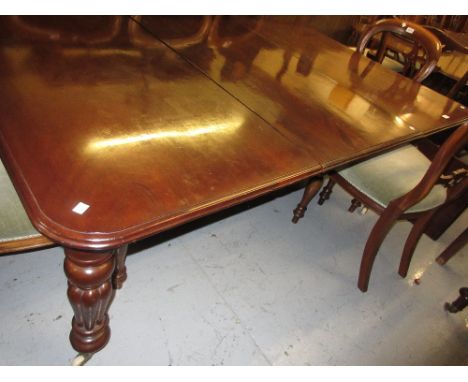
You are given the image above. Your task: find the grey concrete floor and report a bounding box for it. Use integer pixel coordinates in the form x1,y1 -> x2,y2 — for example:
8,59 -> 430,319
0,182 -> 467,365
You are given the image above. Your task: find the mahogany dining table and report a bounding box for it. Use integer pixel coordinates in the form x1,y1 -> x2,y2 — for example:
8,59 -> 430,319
0,16 -> 467,360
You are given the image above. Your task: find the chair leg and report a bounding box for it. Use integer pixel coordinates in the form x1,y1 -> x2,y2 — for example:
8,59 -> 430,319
292,176 -> 323,223
348,198 -> 362,213
317,178 -> 336,205
447,72 -> 468,99
436,228 -> 468,265
444,287 -> 468,313
398,210 -> 437,278
358,208 -> 401,292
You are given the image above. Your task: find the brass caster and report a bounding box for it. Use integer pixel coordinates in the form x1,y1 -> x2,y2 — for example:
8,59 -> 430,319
360,206 -> 368,215
71,352 -> 93,366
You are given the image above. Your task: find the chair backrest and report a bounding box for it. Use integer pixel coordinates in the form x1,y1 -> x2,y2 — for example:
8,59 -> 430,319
357,18 -> 442,82
392,123 -> 468,213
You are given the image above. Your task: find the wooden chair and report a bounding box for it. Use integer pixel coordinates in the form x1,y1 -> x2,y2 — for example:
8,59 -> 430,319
0,159 -> 53,255
437,225 -> 467,314
444,287 -> 468,313
435,152 -> 467,266
356,18 -> 442,82
294,123 -> 468,292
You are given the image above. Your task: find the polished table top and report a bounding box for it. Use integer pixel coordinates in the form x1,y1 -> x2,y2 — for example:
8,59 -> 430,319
1,16 -> 467,251
138,17 -> 467,162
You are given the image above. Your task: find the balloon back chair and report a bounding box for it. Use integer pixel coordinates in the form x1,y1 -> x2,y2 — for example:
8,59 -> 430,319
356,18 -> 442,82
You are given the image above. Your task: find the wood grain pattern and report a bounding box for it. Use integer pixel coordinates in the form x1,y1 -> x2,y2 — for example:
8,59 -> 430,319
0,16 -> 320,250
1,16 -> 467,251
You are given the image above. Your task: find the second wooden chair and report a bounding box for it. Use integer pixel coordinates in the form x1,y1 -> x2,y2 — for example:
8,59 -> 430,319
294,123 -> 467,292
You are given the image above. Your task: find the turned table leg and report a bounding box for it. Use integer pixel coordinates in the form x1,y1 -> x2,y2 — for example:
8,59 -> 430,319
113,244 -> 128,290
64,247 -> 116,354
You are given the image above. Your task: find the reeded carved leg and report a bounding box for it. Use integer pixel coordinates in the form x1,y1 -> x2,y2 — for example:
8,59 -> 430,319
358,207 -> 400,292
436,228 -> 468,265
348,198 -> 362,213
318,177 -> 336,205
398,210 -> 437,278
113,244 -> 128,289
292,176 -> 324,223
64,248 -> 115,354
444,288 -> 468,313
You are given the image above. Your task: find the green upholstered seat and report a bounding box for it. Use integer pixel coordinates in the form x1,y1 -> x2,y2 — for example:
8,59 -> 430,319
379,56 -> 405,73
0,159 -> 42,243
338,145 -> 447,214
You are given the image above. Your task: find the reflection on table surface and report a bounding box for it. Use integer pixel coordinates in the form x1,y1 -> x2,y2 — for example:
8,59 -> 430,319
0,16 -> 322,246
137,16 -> 467,166
0,16 -> 467,248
